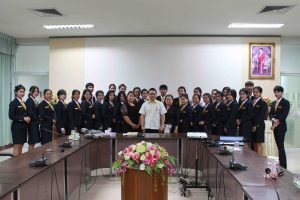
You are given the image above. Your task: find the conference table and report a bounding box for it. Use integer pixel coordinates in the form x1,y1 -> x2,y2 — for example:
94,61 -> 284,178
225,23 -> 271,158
0,133 -> 299,200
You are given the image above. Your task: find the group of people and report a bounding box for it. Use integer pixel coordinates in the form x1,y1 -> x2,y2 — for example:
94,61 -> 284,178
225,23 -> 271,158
9,81 -> 290,168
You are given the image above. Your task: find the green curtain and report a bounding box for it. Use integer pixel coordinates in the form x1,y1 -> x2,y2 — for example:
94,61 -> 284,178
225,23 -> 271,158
0,32 -> 17,146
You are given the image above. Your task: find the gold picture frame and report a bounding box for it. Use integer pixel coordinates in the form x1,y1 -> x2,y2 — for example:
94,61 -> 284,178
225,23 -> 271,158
249,43 -> 275,80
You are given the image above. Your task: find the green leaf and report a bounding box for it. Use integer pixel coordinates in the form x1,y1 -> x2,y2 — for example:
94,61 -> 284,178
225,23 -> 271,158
112,160 -> 121,169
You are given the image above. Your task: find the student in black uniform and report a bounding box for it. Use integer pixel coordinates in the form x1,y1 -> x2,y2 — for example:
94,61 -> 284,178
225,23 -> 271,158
114,91 -> 127,133
211,89 -> 218,105
222,87 -> 230,103
269,86 -> 290,169
174,86 -> 186,109
190,94 -> 203,132
121,91 -> 141,132
118,84 -> 127,93
103,90 -> 116,131
178,94 -> 192,133
224,89 -> 238,136
156,84 -> 168,105
252,86 -> 268,155
245,81 -> 255,101
164,95 -> 180,133
201,93 -> 215,138
212,90 -> 226,137
94,90 -> 104,130
237,88 -> 254,147
85,82 -> 96,104
55,89 -> 68,136
67,89 -> 82,133
133,87 -> 142,103
137,88 -> 148,109
81,89 -> 95,130
39,89 -> 55,145
26,86 -> 40,151
9,85 -> 30,156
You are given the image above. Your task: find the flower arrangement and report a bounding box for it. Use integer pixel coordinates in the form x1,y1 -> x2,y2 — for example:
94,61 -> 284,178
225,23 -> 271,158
113,141 -> 176,176
262,96 -> 272,106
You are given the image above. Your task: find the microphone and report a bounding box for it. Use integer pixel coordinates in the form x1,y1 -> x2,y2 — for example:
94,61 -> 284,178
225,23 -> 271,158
29,148 -> 67,167
228,151 -> 247,170
219,145 -> 232,155
265,168 -> 280,200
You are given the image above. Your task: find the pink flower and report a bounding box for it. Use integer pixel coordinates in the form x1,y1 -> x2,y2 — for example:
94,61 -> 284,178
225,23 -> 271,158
155,151 -> 161,159
132,152 -> 140,163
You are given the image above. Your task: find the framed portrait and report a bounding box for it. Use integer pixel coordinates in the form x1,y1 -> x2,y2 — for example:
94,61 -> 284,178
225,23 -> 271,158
249,43 -> 275,79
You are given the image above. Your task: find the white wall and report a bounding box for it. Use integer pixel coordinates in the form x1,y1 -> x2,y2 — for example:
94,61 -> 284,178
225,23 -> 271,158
50,37 -> 281,99
281,37 -> 300,74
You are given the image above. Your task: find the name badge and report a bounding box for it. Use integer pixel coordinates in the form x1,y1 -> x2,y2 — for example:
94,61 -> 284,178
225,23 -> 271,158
183,111 -> 187,114
89,106 -> 93,108
227,108 -> 231,111
18,106 -> 23,108
217,109 -> 220,111
205,110 -> 209,113
45,106 -> 49,108
278,106 -> 282,109
242,107 -> 246,110
75,107 -> 79,110
255,105 -> 260,108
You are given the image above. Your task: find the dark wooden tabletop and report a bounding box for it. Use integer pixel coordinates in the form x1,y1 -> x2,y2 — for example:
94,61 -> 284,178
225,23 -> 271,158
0,136 -> 93,185
0,183 -> 17,198
243,185 -> 300,200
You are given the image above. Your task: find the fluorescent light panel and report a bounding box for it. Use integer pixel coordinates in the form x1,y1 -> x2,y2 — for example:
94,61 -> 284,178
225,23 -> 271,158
43,24 -> 95,30
228,23 -> 284,28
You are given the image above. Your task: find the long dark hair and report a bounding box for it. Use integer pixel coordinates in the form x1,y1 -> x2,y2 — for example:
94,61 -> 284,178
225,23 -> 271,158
81,89 -> 92,101
28,86 -> 39,97
116,91 -> 126,104
104,90 -> 115,103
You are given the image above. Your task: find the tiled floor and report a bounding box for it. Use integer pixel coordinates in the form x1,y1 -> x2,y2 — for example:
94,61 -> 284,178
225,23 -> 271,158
1,145 -> 300,200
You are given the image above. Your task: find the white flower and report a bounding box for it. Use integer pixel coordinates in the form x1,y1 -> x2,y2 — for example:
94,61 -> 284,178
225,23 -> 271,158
124,155 -> 130,160
158,164 -> 164,168
118,151 -> 123,156
140,164 -> 145,171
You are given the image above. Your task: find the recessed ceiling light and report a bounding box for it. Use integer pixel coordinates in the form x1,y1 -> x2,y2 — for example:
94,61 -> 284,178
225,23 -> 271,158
228,23 -> 284,28
43,24 -> 95,30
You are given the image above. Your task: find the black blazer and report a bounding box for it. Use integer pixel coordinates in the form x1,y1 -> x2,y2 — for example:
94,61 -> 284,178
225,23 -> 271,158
55,101 -> 68,129
103,101 -> 115,128
67,100 -> 82,131
213,101 -> 227,126
224,100 -> 238,129
202,103 -> 215,132
173,97 -> 180,109
81,100 -> 94,119
179,104 -> 192,132
237,100 -> 254,125
269,98 -> 290,132
9,98 -> 28,128
38,100 -> 54,125
191,104 -> 203,131
156,96 -> 166,105
94,100 -> 104,130
252,98 -> 268,128
26,97 -> 39,122
165,105 -> 180,129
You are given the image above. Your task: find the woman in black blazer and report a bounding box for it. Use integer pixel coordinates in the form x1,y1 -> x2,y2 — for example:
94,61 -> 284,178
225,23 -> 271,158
9,85 -> 30,156
55,89 -> 68,136
178,94 -> 192,133
212,90 -> 226,137
237,88 -> 254,147
164,95 -> 180,133
224,89 -> 238,136
200,93 -> 215,138
252,86 -> 268,155
114,91 -> 126,133
39,89 -> 55,145
190,94 -> 203,132
94,90 -> 104,130
81,89 -> 95,130
26,86 -> 41,151
67,89 -> 82,133
103,90 -> 116,131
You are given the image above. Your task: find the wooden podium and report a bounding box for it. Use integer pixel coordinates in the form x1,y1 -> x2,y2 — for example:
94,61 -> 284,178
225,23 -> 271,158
121,168 -> 168,200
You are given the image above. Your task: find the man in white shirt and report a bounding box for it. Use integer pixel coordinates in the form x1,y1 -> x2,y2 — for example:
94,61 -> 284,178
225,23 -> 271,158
139,88 -> 167,133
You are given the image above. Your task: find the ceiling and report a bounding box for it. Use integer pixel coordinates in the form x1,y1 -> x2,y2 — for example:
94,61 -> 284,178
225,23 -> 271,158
0,0 -> 299,39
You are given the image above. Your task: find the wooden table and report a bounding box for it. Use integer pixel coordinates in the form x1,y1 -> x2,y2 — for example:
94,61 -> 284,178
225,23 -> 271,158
0,184 -> 18,200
